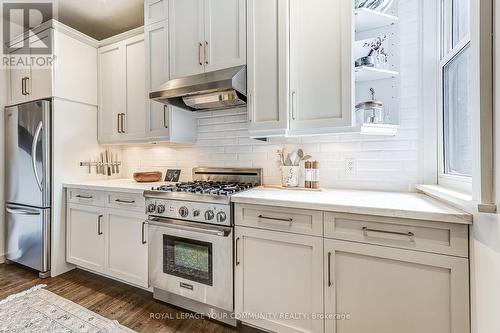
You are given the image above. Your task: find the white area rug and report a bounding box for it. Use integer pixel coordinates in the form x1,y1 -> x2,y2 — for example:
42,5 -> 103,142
0,285 -> 135,333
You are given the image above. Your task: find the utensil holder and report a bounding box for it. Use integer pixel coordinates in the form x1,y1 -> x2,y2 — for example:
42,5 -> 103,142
281,166 -> 300,187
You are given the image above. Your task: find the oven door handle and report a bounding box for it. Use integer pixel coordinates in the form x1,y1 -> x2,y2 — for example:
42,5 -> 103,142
145,218 -> 232,237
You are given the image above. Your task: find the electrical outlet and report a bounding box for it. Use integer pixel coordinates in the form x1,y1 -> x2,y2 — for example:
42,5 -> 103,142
345,158 -> 356,175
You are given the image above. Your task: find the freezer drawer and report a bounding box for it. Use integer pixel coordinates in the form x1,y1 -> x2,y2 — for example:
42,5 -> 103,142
5,100 -> 51,208
6,204 -> 50,273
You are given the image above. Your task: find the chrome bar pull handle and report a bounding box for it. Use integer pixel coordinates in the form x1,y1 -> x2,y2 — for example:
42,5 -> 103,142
328,252 -> 332,287
205,40 -> 209,64
98,215 -> 103,235
362,226 -> 415,241
141,221 -> 147,244
198,42 -> 203,66
120,113 -> 126,133
25,77 -> 30,95
117,114 -> 121,133
258,215 -> 293,224
76,194 -> 93,199
235,237 -> 240,266
291,91 -> 297,120
115,199 -> 135,204
21,77 -> 26,95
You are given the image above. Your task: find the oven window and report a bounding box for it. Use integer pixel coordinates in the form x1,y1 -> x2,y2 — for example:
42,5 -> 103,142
163,235 -> 213,286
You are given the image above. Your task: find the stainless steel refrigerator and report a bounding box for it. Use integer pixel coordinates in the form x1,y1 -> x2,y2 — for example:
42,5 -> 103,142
5,100 -> 51,278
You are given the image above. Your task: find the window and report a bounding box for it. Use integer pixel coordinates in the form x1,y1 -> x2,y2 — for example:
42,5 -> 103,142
439,0 -> 471,190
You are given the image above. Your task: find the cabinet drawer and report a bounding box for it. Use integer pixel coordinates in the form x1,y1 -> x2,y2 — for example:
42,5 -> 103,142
234,204 -> 323,237
67,189 -> 105,206
105,192 -> 145,212
324,212 -> 469,258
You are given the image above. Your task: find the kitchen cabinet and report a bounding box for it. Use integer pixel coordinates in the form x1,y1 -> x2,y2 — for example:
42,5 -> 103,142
144,0 -> 168,25
247,0 -> 289,137
8,30 -> 53,105
234,226 -> 324,333
247,0 -> 354,137
169,0 -> 246,79
7,23 -> 98,107
289,0 -> 353,135
324,239 -> 469,333
66,204 -> 105,273
107,210 -> 148,288
98,34 -> 146,143
66,189 -> 148,288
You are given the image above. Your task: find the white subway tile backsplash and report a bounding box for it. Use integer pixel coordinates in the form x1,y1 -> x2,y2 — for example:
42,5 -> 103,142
119,1 -> 420,192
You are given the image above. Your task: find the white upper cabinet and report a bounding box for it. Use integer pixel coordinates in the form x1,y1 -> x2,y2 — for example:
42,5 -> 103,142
145,21 -> 170,139
248,0 -> 353,138
289,0 -> 353,135
144,0 -> 168,25
98,42 -> 126,143
204,0 -> 246,72
169,0 -> 205,78
169,0 -> 246,79
247,0 -> 289,137
123,35 -> 147,141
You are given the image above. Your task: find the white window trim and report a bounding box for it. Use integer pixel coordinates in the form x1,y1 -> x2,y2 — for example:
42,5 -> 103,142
419,0 -> 495,213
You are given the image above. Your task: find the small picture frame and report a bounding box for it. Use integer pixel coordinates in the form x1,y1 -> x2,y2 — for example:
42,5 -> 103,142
165,169 -> 181,182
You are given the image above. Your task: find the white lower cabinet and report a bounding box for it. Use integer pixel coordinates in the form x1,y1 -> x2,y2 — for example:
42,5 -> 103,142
66,204 -> 105,273
107,210 -> 148,288
324,239 -> 470,333
234,226 -> 324,333
66,191 -> 148,288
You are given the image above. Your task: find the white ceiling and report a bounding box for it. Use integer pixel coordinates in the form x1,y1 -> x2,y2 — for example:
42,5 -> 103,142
56,0 -> 144,40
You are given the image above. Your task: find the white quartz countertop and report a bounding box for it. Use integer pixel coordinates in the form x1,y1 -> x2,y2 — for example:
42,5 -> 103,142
63,179 -> 170,194
231,187 -> 472,224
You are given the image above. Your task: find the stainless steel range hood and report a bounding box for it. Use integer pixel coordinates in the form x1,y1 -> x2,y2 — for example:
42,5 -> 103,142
150,65 -> 247,111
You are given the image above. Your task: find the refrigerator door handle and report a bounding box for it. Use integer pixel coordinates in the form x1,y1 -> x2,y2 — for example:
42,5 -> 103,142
31,121 -> 44,192
6,207 -> 42,216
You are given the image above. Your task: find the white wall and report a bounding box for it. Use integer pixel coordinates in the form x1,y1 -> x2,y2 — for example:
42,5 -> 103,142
121,0 -> 420,192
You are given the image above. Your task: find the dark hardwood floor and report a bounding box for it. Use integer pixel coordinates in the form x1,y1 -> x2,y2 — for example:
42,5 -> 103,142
0,263 -> 262,333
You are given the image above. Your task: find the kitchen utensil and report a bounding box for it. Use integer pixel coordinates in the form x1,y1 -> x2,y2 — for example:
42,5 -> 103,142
115,153 -> 120,174
290,151 -> 299,166
133,171 -> 163,183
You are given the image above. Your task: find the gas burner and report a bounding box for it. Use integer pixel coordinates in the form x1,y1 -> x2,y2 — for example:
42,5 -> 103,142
153,181 -> 256,196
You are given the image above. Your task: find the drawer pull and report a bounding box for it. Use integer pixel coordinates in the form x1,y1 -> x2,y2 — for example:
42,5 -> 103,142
362,226 -> 415,241
115,199 -> 136,204
235,237 -> 240,266
76,194 -> 93,199
97,215 -> 103,235
258,215 -> 293,224
141,221 -> 147,244
327,252 -> 332,287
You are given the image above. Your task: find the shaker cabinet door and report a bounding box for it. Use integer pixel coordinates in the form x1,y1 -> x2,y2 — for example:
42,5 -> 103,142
247,0 -> 289,137
204,0 -> 246,72
235,226 -> 324,333
107,210 -> 148,288
169,0 -> 205,79
145,21 -> 171,139
66,204 -> 106,273
289,0 -> 353,135
324,239 -> 469,333
98,42 -> 126,143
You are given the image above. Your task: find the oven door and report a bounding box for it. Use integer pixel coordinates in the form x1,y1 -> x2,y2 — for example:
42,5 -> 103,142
148,218 -> 233,311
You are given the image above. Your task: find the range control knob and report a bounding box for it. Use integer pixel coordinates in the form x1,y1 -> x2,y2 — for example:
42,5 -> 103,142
179,206 -> 189,218
193,209 -> 201,217
156,204 -> 165,214
147,203 -> 156,213
204,210 -> 215,221
216,211 -> 227,223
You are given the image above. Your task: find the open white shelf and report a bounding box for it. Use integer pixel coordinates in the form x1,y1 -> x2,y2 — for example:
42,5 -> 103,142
358,123 -> 400,136
355,8 -> 399,33
355,66 -> 399,82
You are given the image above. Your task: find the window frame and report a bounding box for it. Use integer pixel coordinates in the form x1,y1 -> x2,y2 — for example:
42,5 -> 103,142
437,0 -> 472,194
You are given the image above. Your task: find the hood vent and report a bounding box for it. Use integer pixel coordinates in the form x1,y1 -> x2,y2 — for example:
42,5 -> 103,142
149,65 -> 247,111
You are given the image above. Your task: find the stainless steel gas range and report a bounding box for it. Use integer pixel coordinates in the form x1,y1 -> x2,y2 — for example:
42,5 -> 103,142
144,168 -> 262,326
